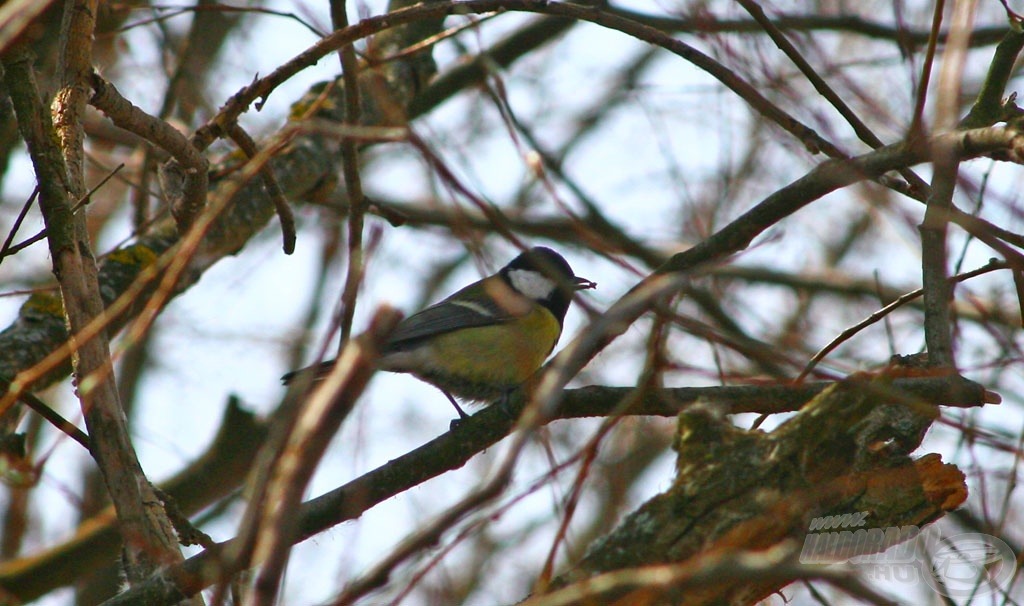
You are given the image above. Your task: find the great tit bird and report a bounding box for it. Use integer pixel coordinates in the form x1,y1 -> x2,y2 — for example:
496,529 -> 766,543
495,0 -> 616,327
282,246 -> 595,418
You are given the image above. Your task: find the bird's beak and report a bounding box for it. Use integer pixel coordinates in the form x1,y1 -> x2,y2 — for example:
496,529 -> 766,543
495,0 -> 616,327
573,276 -> 597,291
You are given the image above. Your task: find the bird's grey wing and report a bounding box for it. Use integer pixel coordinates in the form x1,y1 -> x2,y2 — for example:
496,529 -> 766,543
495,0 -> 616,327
282,297 -> 509,383
384,296 -> 512,350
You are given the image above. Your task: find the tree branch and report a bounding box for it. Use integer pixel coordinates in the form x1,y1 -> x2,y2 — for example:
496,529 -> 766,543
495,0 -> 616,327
5,8 -> 189,585
545,375 -> 970,605
0,399 -> 267,602
95,374 -> 991,606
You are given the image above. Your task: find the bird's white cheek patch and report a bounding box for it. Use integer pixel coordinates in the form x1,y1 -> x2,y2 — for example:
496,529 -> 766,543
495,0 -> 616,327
508,269 -> 556,300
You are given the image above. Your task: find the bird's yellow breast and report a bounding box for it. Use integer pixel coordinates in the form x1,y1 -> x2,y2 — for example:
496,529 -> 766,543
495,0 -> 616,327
417,304 -> 561,390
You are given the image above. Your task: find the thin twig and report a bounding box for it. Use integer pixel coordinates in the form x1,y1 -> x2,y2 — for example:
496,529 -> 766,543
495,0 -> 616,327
244,307 -> 398,606
520,547 -> 898,606
736,0 -> 932,197
0,164 -> 124,261
331,0 -> 368,344
9,387 -> 91,452
88,71 -> 210,232
908,0 -> 946,140
0,187 -> 38,262
920,0 -> 979,368
797,260 -> 1009,382
226,123 -> 296,254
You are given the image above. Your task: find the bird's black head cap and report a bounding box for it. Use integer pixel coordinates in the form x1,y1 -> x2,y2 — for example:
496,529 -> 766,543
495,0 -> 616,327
500,247 -> 593,324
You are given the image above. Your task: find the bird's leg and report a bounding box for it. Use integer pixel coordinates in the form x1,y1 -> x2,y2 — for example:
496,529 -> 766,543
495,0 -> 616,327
495,388 -> 519,420
441,389 -> 470,421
